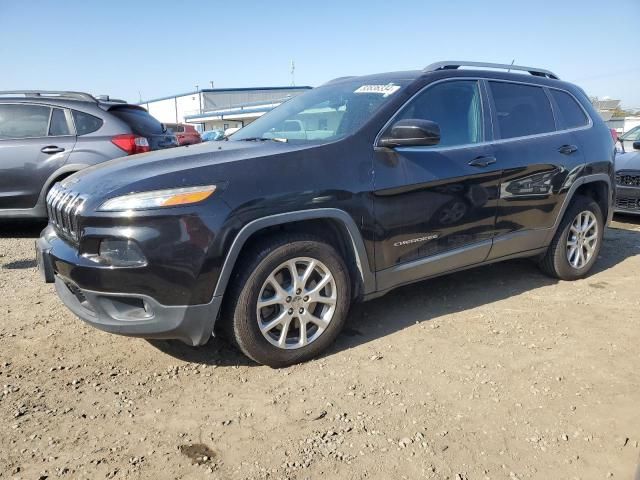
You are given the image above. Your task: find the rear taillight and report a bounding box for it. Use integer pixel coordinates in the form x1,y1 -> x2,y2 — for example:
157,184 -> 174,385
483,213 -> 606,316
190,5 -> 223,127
111,134 -> 151,154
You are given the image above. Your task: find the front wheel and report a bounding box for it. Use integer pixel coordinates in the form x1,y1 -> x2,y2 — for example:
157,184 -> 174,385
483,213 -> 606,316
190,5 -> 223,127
222,234 -> 351,367
539,195 -> 604,280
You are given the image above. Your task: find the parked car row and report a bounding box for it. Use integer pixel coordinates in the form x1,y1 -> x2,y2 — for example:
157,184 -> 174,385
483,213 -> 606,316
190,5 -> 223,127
201,129 -> 225,142
0,91 -> 179,218
164,122 -> 201,146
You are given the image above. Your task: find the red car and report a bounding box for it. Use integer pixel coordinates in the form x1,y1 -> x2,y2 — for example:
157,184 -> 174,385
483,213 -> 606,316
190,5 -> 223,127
165,123 -> 201,145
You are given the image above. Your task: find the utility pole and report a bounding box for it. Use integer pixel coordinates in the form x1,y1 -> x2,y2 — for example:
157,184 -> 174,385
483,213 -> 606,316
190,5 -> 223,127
195,84 -> 202,114
290,60 -> 295,87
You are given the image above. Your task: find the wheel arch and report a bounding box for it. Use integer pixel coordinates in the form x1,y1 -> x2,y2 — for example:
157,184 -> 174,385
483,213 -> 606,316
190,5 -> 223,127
546,173 -> 612,244
573,179 -> 610,222
37,163 -> 90,206
212,209 -> 376,300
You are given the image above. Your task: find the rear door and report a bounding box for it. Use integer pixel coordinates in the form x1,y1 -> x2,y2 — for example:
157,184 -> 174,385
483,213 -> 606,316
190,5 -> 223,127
109,106 -> 177,150
486,80 -> 586,259
0,104 -> 76,209
373,79 -> 502,290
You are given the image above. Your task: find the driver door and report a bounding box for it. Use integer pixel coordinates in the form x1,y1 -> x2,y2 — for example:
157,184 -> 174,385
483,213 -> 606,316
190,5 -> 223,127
373,79 -> 502,291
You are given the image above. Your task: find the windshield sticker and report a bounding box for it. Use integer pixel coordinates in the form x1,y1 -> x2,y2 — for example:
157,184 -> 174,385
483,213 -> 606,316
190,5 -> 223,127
354,83 -> 401,97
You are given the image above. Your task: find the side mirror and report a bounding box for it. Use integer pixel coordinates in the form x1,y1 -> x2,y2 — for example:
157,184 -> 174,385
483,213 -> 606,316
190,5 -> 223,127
634,141 -> 640,151
378,119 -> 440,148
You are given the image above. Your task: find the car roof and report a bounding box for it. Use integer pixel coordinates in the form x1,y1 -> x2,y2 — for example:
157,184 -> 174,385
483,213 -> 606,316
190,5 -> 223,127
322,70 -> 422,86
0,92 -> 144,114
324,65 -> 578,94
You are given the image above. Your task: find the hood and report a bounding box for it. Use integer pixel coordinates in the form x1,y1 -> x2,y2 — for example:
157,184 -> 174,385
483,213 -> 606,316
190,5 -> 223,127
63,140 -> 310,200
615,151 -> 640,172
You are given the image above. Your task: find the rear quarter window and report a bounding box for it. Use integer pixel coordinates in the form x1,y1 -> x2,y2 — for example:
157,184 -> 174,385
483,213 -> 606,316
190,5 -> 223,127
550,90 -> 589,129
72,110 -> 103,135
489,82 -> 555,139
110,107 -> 164,135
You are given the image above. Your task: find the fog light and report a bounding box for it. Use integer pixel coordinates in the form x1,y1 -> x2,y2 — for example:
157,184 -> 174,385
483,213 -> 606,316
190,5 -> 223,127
93,239 -> 147,267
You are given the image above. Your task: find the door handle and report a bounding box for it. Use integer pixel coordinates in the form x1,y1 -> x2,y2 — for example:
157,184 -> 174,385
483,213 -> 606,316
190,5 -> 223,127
558,144 -> 578,155
468,155 -> 497,168
41,146 -> 65,154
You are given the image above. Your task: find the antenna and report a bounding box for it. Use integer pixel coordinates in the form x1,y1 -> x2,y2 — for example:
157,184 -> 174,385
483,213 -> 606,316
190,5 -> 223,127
290,60 -> 295,86
507,59 -> 515,73
209,81 -> 215,89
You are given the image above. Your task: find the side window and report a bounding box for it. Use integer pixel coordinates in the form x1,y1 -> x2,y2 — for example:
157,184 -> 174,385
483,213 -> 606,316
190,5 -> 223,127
0,104 -> 51,139
166,123 -> 184,133
72,110 -> 103,135
550,90 -> 588,129
393,80 -> 483,147
49,108 -> 71,136
489,82 -> 555,139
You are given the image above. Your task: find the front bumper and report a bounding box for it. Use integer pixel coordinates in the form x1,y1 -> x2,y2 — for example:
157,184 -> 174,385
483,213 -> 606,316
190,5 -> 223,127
37,226 -> 222,346
614,185 -> 640,215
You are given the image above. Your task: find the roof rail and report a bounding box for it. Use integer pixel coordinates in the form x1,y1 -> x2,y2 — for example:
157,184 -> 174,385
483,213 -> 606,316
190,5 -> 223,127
424,61 -> 559,80
0,90 -> 98,102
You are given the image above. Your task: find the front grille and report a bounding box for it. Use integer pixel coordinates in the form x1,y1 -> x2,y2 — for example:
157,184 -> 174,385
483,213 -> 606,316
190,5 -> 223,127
616,171 -> 640,187
46,183 -> 86,243
616,197 -> 640,211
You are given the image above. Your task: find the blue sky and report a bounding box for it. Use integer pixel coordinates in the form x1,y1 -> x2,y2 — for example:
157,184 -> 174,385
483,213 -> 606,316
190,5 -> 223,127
1,0 -> 638,108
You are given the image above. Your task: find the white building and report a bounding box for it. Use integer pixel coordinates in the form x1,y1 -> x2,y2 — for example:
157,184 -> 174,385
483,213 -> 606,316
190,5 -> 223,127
139,86 -> 311,132
591,98 -> 640,134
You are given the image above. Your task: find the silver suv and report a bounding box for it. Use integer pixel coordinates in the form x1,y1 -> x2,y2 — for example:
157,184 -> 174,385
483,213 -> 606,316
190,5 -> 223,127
0,91 -> 178,219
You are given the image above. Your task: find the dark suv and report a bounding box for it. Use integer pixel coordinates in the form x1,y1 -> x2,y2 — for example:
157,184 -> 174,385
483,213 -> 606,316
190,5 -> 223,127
36,62 -> 615,367
0,91 -> 177,219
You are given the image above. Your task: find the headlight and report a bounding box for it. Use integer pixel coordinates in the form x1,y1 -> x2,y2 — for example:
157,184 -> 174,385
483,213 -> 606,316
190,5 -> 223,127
98,185 -> 216,212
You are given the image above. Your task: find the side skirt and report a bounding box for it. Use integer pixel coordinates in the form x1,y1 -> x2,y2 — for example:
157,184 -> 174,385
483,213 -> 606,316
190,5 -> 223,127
366,243 -> 547,302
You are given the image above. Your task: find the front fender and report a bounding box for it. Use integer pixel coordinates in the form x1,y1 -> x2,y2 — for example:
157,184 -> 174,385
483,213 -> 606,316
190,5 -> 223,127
212,208 -> 376,298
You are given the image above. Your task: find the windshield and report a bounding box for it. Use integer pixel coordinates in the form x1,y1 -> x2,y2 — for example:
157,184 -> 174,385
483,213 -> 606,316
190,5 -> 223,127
110,106 -> 165,135
231,79 -> 410,143
622,125 -> 640,141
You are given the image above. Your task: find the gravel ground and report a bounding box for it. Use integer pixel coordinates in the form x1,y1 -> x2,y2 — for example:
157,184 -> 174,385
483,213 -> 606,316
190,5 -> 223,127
1,216 -> 639,480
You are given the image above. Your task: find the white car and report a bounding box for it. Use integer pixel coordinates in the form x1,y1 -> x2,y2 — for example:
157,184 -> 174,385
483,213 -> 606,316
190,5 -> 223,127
618,125 -> 640,154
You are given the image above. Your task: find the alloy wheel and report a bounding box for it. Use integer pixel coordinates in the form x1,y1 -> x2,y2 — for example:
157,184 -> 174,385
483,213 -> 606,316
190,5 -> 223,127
566,210 -> 598,269
256,257 -> 337,349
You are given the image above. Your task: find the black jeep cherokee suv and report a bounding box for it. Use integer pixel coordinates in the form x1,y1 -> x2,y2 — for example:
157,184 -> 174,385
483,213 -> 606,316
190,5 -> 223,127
37,61 -> 615,367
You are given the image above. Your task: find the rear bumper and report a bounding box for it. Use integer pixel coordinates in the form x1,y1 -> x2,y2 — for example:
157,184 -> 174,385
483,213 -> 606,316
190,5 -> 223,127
37,225 -> 223,346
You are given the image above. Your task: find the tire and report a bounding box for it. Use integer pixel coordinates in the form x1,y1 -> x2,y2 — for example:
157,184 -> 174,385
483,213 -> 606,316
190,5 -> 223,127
539,195 -> 604,280
221,234 -> 351,367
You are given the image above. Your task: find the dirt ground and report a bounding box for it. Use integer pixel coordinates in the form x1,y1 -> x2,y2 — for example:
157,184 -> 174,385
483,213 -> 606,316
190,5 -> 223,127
1,216 -> 639,480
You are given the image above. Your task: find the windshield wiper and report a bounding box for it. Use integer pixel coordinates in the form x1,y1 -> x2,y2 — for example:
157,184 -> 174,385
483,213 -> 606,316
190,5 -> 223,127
240,137 -> 288,143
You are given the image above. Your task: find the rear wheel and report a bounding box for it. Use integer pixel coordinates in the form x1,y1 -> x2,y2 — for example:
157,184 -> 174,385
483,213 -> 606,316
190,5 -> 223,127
222,234 -> 351,367
539,195 -> 604,280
